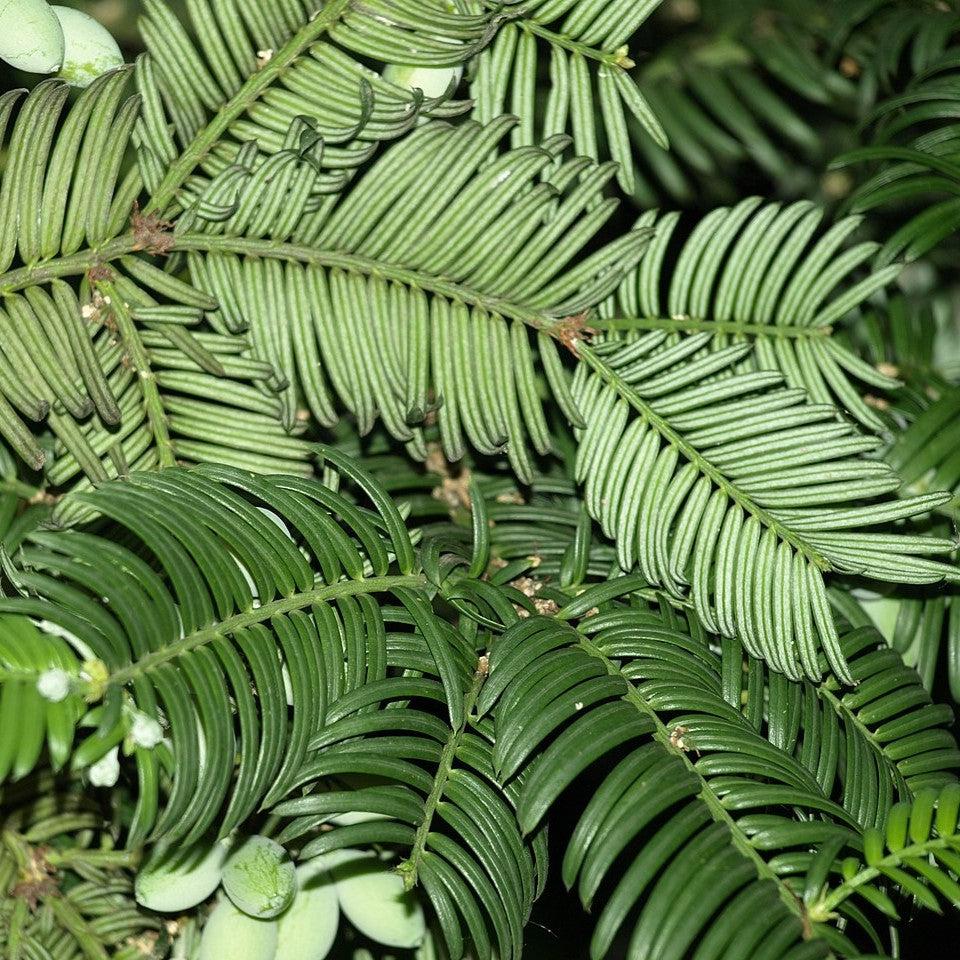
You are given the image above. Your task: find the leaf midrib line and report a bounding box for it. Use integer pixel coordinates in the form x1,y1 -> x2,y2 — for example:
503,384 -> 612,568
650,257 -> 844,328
577,341 -> 831,570
0,233 -> 572,335
577,635 -> 813,928
594,316 -> 834,338
104,573 -> 426,688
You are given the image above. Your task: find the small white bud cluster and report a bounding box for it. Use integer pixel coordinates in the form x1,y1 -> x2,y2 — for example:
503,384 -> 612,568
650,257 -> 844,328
37,668 -> 71,703
88,747 -> 120,787
131,713 -> 164,749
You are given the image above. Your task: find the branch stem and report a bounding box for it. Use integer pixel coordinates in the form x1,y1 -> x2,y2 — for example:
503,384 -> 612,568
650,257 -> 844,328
106,575 -> 426,687
144,0 -> 352,215
98,281 -> 175,469
169,234 -> 564,332
0,232 -> 568,335
521,21 -> 629,66
0,237 -> 138,295
399,657 -> 489,890
594,316 -> 834,338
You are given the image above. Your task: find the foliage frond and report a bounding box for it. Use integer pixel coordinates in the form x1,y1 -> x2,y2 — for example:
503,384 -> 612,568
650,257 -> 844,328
629,46 -> 824,205
175,120 -> 650,482
730,622 -> 960,816
0,453 -> 551,960
275,682 -> 546,960
832,8 -> 960,264
0,774 -> 156,959
570,323 -> 958,682
0,78 -> 310,492
433,468 -> 960,802
597,198 -> 903,432
0,454 -> 439,845
807,783 -> 960,936
476,583 -> 959,958
466,0 -> 668,193
837,580 -> 960,711
0,2 -> 959,955
135,0 -> 489,214
886,385 -> 960,510
0,616 -> 83,783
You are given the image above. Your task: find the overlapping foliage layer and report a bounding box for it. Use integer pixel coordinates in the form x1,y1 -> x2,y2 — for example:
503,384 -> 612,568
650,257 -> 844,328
0,1 -> 959,958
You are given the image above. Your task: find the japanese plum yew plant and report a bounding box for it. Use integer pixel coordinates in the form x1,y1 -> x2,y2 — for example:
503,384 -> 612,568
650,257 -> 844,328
0,1 -> 959,958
